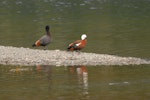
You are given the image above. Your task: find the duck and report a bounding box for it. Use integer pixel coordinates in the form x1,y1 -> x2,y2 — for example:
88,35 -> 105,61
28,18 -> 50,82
67,34 -> 87,51
32,25 -> 51,48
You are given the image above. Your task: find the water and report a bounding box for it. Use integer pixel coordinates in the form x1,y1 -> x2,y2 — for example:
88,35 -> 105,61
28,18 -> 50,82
0,0 -> 150,58
0,65 -> 150,100
0,0 -> 150,99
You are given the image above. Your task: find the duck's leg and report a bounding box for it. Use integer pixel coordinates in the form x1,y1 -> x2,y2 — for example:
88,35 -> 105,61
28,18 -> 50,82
76,50 -> 82,54
43,46 -> 47,50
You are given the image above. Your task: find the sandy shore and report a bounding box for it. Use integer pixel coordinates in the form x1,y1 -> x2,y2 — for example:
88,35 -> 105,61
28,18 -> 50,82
0,45 -> 150,66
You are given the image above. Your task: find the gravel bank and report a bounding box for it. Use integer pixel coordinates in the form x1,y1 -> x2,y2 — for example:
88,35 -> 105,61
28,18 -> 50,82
0,45 -> 150,66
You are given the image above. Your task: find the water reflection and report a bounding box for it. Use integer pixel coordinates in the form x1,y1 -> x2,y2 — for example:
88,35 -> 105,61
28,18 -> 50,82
8,65 -> 53,89
1,65 -> 150,100
36,65 -> 52,75
36,65 -> 53,89
9,66 -> 33,72
8,65 -> 89,96
9,65 -> 52,75
68,65 -> 89,95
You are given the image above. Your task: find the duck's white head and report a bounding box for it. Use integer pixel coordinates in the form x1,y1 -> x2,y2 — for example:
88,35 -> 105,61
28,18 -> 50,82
81,34 -> 87,40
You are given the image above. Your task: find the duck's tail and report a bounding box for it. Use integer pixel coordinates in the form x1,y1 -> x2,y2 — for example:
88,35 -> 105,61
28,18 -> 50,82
67,45 -> 77,51
67,46 -> 72,51
32,40 -> 41,47
32,44 -> 36,47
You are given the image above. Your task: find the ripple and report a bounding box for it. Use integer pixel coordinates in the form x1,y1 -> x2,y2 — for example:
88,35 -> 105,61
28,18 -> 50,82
16,1 -> 23,5
109,81 -> 130,86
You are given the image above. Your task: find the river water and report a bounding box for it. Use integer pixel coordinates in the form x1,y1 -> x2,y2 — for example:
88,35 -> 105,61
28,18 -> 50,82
0,0 -> 150,100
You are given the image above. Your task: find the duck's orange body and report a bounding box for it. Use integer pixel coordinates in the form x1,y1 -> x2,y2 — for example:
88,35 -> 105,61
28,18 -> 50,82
67,34 -> 87,51
34,40 -> 41,47
67,39 -> 87,51
69,66 -> 88,74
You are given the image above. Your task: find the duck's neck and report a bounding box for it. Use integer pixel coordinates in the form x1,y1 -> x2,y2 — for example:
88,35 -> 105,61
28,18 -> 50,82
82,39 -> 87,41
82,39 -> 87,44
46,30 -> 51,37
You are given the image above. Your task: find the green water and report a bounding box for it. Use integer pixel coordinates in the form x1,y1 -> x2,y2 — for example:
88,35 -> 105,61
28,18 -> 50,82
0,65 -> 150,100
0,0 -> 150,100
0,0 -> 150,58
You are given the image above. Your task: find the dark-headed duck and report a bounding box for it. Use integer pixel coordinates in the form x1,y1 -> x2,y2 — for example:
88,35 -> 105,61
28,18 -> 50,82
32,25 -> 52,48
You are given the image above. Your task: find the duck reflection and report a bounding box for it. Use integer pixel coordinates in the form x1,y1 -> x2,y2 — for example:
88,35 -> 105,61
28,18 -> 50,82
9,65 -> 52,75
9,65 -> 53,89
36,65 -> 53,89
36,65 -> 52,81
9,66 -> 32,72
68,65 -> 89,95
36,65 -> 52,74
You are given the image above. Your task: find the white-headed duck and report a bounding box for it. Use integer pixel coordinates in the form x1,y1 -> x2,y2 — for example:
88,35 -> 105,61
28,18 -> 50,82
67,34 -> 87,51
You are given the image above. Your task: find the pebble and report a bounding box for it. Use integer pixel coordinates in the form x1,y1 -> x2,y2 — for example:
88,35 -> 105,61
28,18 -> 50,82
0,45 -> 150,66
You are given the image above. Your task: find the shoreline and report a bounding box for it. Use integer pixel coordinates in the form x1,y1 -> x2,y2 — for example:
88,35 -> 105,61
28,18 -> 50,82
0,45 -> 150,66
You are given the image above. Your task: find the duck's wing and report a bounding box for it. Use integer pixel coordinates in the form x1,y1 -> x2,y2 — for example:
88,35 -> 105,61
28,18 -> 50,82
32,35 -> 51,47
39,35 -> 51,46
67,40 -> 82,51
69,40 -> 81,46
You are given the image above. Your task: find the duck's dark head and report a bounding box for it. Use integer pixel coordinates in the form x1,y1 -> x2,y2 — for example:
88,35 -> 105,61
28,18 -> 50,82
45,25 -> 50,32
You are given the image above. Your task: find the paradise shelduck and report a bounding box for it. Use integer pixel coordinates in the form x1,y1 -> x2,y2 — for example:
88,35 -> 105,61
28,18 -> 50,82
32,25 -> 52,48
67,34 -> 87,51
